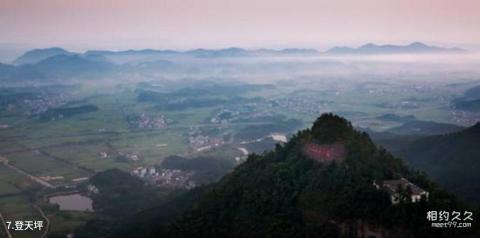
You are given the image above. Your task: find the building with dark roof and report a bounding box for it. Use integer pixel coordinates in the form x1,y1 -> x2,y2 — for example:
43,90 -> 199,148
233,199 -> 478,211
374,178 -> 429,204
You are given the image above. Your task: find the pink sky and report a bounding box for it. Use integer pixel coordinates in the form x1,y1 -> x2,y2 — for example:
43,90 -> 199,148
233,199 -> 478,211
1,0 -> 479,52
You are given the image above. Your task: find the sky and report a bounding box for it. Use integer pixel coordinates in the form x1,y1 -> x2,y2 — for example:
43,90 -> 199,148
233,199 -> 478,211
0,0 -> 479,60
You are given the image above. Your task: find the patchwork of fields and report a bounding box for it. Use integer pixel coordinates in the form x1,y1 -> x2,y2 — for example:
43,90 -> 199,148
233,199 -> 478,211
1,78 -> 478,236
0,83 -> 299,236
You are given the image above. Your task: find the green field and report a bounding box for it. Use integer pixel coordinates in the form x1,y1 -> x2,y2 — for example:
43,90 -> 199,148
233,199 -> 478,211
0,79 -> 477,237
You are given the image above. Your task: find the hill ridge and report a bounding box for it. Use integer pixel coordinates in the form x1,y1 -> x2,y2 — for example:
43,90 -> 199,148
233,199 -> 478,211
92,114 -> 476,238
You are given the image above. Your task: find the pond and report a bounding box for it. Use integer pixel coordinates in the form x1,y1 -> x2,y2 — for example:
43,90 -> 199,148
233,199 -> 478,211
49,193 -> 93,212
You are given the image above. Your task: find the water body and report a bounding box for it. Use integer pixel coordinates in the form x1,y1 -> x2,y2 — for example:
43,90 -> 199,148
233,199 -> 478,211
49,193 -> 93,212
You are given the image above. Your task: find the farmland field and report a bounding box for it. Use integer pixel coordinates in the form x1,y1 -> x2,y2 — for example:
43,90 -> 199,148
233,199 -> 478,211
0,76 -> 479,237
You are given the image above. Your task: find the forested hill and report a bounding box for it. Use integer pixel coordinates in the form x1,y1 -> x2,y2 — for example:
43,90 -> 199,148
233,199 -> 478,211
81,114 -> 478,238
395,122 -> 480,207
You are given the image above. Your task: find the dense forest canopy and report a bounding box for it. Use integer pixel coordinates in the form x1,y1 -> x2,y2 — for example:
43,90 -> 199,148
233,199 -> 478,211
77,114 -> 479,238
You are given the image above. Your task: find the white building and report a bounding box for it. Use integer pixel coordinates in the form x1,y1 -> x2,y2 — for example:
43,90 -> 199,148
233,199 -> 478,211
374,178 -> 429,204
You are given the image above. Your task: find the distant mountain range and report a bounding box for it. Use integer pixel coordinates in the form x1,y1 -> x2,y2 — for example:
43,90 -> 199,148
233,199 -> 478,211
326,42 -> 466,55
33,54 -> 115,77
0,42 -> 468,81
0,54 -> 116,81
0,62 -> 46,81
11,42 -> 467,65
12,47 -> 74,65
12,47 -> 320,66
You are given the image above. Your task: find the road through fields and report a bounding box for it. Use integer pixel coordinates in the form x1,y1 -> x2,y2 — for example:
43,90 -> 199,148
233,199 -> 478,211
0,155 -> 55,189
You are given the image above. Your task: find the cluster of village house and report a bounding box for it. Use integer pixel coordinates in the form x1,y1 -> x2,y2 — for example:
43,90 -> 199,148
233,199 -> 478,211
188,134 -> 224,152
130,113 -> 168,129
98,151 -> 141,163
451,110 -> 479,125
209,104 -> 275,124
274,94 -> 334,115
86,184 -> 99,195
131,166 -> 196,189
116,152 -> 141,162
7,94 -> 66,116
374,178 -> 429,204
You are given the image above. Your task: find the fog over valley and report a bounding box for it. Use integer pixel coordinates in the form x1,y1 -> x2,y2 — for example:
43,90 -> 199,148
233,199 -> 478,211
3,0 -> 480,236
